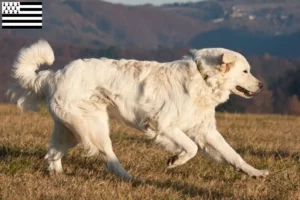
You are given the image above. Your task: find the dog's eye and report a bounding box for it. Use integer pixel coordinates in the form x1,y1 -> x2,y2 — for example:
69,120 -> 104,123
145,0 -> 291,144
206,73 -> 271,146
243,70 -> 248,73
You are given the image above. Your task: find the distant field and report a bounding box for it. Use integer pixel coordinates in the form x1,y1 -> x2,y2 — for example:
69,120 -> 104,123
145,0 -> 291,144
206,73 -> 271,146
0,104 -> 299,199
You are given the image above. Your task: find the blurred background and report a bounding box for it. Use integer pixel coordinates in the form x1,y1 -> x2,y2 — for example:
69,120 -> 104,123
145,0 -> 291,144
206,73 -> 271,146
1,0 -> 300,114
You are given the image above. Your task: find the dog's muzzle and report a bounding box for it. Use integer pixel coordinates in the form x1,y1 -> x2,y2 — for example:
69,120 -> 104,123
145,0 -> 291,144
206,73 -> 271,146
236,86 -> 255,97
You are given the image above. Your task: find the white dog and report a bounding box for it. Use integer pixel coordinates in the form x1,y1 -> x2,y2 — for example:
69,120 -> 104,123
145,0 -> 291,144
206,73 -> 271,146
7,40 -> 268,180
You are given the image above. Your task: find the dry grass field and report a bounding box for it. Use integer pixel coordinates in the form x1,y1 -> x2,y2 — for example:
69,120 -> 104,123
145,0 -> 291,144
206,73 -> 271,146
0,104 -> 300,199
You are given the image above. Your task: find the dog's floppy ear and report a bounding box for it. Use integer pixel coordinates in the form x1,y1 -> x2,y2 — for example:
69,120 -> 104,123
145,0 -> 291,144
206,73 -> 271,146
219,53 -> 237,73
222,53 -> 236,64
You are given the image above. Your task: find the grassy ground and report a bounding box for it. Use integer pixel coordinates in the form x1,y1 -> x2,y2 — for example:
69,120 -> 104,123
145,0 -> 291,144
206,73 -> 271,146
0,104 -> 300,200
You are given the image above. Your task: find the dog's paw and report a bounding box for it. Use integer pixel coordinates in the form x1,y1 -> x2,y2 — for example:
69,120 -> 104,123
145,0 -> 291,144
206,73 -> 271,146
105,165 -> 133,181
121,173 -> 133,182
47,165 -> 64,174
167,155 -> 179,168
249,169 -> 269,178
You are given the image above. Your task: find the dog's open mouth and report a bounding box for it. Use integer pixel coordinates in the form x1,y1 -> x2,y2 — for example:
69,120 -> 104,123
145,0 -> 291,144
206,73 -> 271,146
236,86 -> 255,97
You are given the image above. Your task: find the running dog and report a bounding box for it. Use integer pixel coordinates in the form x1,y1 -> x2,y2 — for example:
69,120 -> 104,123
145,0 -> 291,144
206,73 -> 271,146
7,40 -> 268,180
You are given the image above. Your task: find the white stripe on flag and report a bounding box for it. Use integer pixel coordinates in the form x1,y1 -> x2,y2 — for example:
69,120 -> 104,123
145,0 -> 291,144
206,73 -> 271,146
20,5 -> 42,9
2,23 -> 42,26
19,11 -> 42,14
2,17 -> 42,20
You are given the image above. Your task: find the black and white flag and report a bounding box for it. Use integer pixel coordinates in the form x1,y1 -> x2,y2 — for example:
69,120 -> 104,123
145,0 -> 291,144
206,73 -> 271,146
2,1 -> 42,29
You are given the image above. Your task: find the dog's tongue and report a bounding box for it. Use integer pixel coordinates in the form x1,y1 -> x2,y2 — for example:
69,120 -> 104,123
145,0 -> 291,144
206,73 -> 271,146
249,92 -> 254,95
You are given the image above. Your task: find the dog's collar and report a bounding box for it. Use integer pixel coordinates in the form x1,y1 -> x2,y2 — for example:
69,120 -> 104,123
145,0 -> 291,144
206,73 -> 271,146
197,63 -> 208,81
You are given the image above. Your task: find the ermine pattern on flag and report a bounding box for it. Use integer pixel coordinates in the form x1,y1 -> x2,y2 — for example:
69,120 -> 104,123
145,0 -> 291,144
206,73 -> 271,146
2,1 -> 42,29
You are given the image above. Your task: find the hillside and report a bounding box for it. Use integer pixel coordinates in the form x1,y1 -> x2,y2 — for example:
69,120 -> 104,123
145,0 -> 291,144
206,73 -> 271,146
2,0 -> 207,48
163,0 -> 300,36
3,0 -> 300,50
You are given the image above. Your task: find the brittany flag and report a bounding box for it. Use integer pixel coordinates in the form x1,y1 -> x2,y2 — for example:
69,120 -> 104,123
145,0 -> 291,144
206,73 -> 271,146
2,1 -> 42,29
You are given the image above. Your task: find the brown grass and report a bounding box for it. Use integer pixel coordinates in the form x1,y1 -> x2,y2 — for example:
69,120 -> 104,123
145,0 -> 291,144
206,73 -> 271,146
0,104 -> 300,199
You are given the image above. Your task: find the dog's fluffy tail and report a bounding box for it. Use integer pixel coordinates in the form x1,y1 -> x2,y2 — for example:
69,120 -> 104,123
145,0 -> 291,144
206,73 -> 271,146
6,40 -> 55,111
12,40 -> 54,92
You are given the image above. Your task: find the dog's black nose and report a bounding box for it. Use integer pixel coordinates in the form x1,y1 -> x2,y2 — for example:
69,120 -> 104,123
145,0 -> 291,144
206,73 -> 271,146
258,82 -> 263,89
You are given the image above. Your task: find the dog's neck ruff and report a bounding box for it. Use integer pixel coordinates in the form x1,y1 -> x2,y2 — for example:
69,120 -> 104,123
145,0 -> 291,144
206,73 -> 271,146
197,63 -> 208,81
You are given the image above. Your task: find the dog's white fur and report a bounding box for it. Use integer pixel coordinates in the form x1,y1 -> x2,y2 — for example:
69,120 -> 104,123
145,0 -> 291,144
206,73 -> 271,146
7,40 -> 268,180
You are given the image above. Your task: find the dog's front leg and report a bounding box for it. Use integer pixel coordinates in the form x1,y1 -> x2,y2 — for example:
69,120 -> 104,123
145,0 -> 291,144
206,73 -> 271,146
205,129 -> 269,178
162,127 -> 198,168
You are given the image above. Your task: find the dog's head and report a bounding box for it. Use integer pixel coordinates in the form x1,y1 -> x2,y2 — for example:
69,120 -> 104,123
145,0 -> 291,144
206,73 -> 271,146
190,48 -> 263,99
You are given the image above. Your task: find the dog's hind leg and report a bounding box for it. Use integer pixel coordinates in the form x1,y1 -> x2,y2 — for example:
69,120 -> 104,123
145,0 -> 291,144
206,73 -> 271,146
45,120 -> 78,173
92,112 -> 133,181
57,107 -> 132,181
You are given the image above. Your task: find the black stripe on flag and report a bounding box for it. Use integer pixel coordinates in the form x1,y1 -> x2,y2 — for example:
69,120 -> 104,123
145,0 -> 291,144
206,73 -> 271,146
20,2 -> 42,5
2,20 -> 42,23
2,26 -> 42,29
20,8 -> 42,11
2,14 -> 42,17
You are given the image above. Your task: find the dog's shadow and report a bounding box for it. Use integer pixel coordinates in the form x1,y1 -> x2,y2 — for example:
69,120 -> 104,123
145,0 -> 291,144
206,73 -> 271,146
0,144 -> 46,160
131,177 -> 230,198
236,145 -> 300,161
